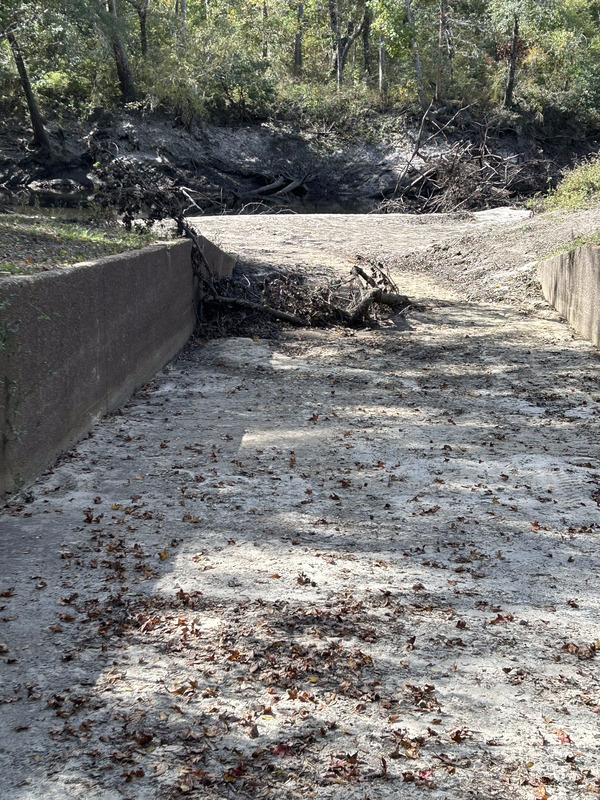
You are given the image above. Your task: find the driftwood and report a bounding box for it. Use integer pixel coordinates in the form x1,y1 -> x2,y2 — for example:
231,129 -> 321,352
373,103 -> 549,215
347,289 -> 410,325
352,263 -> 401,293
199,247 -> 415,332
272,173 -> 313,197
209,287 -> 410,329
248,171 -> 314,198
382,134 -> 547,214
252,176 -> 287,195
211,295 -> 305,326
352,264 -> 377,287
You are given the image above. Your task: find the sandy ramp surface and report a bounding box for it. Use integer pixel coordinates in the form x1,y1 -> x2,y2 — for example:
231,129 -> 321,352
194,209 -> 533,276
1,210 -> 600,800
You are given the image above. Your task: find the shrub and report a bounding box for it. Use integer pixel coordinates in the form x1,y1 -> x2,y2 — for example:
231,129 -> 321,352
543,156 -> 600,210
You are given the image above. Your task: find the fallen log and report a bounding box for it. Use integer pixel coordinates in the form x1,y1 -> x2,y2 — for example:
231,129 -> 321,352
347,288 -> 410,325
251,176 -> 288,195
273,173 -> 313,197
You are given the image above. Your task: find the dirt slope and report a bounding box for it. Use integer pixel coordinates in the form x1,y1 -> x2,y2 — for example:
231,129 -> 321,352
1,110 -> 587,212
1,209 -> 599,800
195,205 -> 600,307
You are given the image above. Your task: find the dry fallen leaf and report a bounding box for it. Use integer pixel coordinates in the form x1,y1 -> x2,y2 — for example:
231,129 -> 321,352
554,727 -> 573,744
532,787 -> 549,799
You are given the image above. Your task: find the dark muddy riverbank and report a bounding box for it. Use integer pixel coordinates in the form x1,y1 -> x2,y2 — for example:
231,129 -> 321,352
2,110 -> 597,216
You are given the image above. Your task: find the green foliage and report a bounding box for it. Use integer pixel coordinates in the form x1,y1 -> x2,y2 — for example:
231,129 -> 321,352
0,210 -> 156,276
35,70 -> 92,106
0,43 -> 21,110
274,80 -> 383,133
544,230 -> 600,258
138,30 -> 275,124
1,0 -> 600,133
542,156 -> 600,210
204,53 -> 276,122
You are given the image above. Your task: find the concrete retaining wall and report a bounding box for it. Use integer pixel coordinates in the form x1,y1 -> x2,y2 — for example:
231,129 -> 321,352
0,240 -> 197,495
538,243 -> 600,348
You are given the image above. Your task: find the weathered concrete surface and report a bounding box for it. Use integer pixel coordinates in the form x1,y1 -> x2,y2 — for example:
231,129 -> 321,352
1,212 -> 600,800
538,244 -> 600,347
194,209 -> 533,275
197,234 -> 237,280
0,241 -> 193,495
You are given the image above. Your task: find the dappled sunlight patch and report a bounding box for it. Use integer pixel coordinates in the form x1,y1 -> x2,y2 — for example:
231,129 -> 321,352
2,224 -> 600,799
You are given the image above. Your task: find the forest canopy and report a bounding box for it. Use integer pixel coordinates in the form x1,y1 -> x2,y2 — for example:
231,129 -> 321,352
1,0 -> 600,137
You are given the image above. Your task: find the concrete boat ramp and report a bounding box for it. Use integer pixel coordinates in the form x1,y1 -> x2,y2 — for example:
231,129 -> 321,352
1,210 -> 599,800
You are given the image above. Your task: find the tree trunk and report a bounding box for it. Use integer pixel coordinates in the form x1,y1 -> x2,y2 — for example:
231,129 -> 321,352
338,10 -> 367,86
404,0 -> 426,109
136,0 -> 148,55
362,2 -> 372,77
327,0 -> 339,80
335,0 -> 342,87
106,0 -> 136,102
294,3 -> 303,73
328,0 -> 366,88
503,14 -> 519,108
447,8 -> 454,89
263,0 -> 269,58
6,30 -> 51,153
176,0 -> 187,47
435,0 -> 447,101
125,0 -> 148,54
378,33 -> 386,95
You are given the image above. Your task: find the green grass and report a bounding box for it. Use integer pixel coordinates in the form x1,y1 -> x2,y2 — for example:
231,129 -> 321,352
0,209 -> 157,277
529,157 -> 600,259
542,155 -> 600,211
543,229 -> 600,259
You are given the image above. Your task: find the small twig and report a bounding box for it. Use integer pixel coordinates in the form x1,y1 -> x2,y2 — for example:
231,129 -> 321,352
395,100 -> 434,193
422,104 -> 472,145
180,187 -> 203,214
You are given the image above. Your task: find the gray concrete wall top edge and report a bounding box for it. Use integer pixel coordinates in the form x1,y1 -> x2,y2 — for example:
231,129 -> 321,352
0,240 -> 192,288
539,242 -> 600,267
